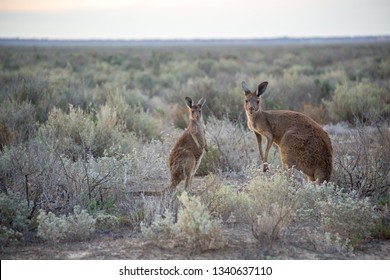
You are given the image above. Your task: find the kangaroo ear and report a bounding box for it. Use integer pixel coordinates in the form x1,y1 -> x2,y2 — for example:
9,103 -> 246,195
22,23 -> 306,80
198,97 -> 206,108
242,81 -> 251,94
256,81 -> 268,97
185,97 -> 194,108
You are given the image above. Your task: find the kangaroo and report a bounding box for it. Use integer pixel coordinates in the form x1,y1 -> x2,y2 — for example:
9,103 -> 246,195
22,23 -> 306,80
241,81 -> 333,183
134,96 -> 207,196
167,96 -> 207,192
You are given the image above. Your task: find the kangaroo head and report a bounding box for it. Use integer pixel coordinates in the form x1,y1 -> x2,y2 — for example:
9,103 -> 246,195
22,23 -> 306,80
242,81 -> 268,114
185,97 -> 206,121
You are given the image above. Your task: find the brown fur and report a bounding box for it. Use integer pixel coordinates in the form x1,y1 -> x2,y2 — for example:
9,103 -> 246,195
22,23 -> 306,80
168,97 -> 207,192
242,81 -> 333,183
135,97 -> 207,196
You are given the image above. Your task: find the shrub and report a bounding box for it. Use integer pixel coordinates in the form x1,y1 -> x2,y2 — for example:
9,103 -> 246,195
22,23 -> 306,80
323,80 -> 390,123
140,210 -> 176,240
318,189 -> 377,244
95,213 -> 120,232
0,191 -> 32,246
246,171 -> 297,247
206,117 -> 258,172
37,206 -> 96,242
294,181 -> 378,248
175,192 -> 224,251
141,191 -> 224,251
0,225 -> 24,247
331,124 -> 390,200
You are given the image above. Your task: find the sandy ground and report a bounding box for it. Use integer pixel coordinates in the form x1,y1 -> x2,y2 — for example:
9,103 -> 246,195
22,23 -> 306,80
1,226 -> 390,260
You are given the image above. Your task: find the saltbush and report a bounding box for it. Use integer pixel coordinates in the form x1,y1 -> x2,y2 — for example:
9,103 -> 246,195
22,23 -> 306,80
141,192 -> 224,251
37,206 -> 96,242
0,191 -> 32,246
323,80 -> 390,123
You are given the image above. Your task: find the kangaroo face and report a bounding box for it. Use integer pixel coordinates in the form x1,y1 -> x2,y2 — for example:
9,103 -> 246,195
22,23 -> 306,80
185,97 -> 206,121
241,81 -> 268,115
245,93 -> 260,115
189,105 -> 203,121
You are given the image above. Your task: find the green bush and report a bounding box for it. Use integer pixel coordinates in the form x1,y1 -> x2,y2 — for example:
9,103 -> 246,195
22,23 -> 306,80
95,213 -> 120,232
141,192 -> 224,251
0,191 -> 32,246
294,182 -> 378,248
323,80 -> 390,123
176,192 -> 225,251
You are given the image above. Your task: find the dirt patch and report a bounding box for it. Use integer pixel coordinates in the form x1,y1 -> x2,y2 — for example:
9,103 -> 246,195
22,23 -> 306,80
1,226 -> 390,260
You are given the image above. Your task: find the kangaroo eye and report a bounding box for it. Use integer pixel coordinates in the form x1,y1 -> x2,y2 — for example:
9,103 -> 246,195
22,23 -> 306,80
256,100 -> 260,104
245,100 -> 249,103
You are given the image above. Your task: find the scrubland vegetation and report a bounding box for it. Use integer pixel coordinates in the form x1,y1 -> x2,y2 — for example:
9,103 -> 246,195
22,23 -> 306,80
0,42 -> 389,259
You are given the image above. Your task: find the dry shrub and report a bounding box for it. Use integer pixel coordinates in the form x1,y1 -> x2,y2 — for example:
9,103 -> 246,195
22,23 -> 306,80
331,124 -> 390,200
293,181 -> 378,250
323,81 -> 390,123
141,191 -> 224,252
246,171 -> 297,247
205,117 -> 257,172
37,206 -> 96,243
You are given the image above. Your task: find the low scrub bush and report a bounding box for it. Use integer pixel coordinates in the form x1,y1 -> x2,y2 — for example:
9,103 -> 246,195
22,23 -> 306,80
246,171 -> 297,247
95,213 -> 120,232
37,206 -> 96,242
0,191 -> 32,246
141,192 -> 224,251
294,182 -> 378,248
323,80 -> 390,123
331,124 -> 390,201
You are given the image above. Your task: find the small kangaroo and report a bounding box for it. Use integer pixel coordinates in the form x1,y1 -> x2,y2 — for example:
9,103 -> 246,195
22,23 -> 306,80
132,97 -> 206,197
167,97 -> 207,192
242,81 -> 333,183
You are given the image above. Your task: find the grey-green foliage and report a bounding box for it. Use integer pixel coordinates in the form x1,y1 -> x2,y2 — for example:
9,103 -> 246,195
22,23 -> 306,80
323,80 -> 390,123
0,191 -> 32,246
141,192 -> 224,251
37,206 -> 96,242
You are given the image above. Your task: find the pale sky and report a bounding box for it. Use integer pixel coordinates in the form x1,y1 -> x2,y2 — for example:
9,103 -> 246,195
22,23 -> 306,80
0,0 -> 389,39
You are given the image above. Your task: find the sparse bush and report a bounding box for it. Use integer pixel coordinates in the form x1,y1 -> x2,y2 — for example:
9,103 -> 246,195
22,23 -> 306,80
0,225 -> 24,247
294,181 -> 378,248
0,191 -> 32,246
318,189 -> 377,244
95,213 -> 120,232
246,171 -> 297,247
206,117 -> 257,172
331,124 -> 390,200
140,191 -> 224,251
176,192 -> 224,251
323,80 -> 390,123
37,206 -> 96,242
141,210 -> 176,240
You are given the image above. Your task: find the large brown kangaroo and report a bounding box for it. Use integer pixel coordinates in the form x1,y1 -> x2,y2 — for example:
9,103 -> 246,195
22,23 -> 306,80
242,81 -> 332,183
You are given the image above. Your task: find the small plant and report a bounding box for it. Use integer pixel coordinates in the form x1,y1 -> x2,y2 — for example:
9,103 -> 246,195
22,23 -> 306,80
0,225 -> 24,248
294,181 -> 378,248
246,172 -> 297,247
176,191 -> 224,251
318,190 -> 378,244
140,210 -> 176,240
141,192 -> 225,252
95,213 -> 120,232
0,191 -> 32,246
37,206 -> 96,242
